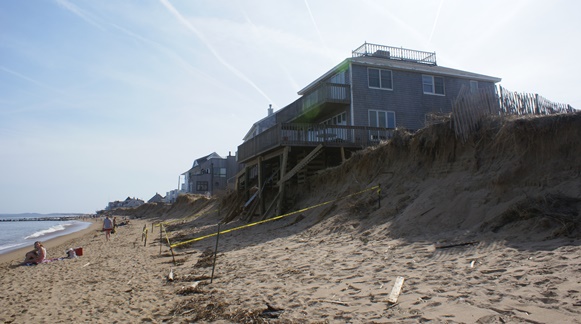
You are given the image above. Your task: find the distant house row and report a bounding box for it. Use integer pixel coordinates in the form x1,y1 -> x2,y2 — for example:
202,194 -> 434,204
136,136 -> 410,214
105,197 -> 145,210
155,42 -> 500,214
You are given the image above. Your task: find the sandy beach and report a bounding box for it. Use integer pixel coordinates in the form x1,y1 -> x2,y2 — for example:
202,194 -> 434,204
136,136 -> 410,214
0,210 -> 580,323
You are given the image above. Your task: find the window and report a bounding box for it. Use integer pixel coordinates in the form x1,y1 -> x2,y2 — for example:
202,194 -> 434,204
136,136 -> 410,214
320,112 -> 348,141
368,68 -> 393,90
330,71 -> 346,84
470,80 -> 478,93
322,112 -> 347,126
422,75 -> 445,95
196,181 -> 208,191
368,110 -> 396,128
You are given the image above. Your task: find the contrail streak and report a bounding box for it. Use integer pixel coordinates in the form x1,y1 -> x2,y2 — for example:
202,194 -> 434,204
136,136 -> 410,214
0,66 -> 66,95
159,0 -> 273,104
304,0 -> 326,49
109,23 -> 204,77
428,0 -> 444,46
240,9 -> 300,93
55,0 -> 105,31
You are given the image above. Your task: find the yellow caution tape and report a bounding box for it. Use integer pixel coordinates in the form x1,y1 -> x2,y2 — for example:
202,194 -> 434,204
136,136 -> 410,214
170,185 -> 379,249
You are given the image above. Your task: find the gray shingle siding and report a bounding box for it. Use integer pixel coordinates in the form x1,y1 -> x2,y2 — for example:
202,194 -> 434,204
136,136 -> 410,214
350,63 -> 497,131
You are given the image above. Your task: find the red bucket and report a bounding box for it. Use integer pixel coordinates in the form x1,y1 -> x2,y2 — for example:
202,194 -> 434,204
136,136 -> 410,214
74,247 -> 83,256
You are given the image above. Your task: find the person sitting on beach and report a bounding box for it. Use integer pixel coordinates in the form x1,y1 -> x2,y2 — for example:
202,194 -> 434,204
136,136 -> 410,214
24,241 -> 47,265
103,216 -> 113,241
112,216 -> 117,234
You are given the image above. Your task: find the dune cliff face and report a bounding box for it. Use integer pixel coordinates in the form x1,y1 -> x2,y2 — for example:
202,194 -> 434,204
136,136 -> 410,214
92,112 -> 581,323
300,112 -> 581,243
115,113 -> 581,244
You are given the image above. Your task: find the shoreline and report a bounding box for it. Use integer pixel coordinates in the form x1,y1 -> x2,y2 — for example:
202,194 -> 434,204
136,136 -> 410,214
0,219 -> 102,264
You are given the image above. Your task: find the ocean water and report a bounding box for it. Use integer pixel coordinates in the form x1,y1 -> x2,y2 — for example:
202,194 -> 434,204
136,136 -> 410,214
0,213 -> 94,256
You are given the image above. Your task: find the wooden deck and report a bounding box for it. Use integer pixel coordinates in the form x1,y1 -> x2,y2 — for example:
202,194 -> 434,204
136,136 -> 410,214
237,123 -> 394,163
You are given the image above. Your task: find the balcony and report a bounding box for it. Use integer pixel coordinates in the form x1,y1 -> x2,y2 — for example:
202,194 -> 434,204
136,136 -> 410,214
302,82 -> 350,111
237,123 -> 394,163
277,83 -> 350,123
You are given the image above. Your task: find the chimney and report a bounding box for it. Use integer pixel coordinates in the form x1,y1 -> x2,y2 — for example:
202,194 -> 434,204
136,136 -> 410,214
267,104 -> 273,116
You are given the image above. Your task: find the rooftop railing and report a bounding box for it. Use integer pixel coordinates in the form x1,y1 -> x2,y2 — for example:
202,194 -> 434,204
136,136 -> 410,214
352,42 -> 437,66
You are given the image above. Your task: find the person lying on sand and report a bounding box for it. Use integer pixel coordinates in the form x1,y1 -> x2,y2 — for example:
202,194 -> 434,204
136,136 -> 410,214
24,241 -> 46,265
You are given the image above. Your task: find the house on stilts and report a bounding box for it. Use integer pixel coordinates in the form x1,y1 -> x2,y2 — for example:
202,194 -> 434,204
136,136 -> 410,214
233,42 -> 501,221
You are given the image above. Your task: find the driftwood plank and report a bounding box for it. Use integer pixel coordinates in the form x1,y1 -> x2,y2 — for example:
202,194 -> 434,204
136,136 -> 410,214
435,241 -> 478,249
318,299 -> 348,306
387,276 -> 405,304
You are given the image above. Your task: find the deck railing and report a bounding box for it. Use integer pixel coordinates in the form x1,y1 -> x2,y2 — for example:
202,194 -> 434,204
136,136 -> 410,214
352,42 -> 437,66
275,83 -> 351,123
237,123 -> 393,162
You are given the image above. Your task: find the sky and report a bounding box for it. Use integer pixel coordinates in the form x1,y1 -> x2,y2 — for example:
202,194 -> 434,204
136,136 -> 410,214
1,0 -> 579,214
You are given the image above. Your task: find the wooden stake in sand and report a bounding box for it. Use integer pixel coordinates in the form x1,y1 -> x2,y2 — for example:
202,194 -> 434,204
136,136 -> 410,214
210,222 -> 221,284
387,276 -> 405,304
377,183 -> 381,209
162,225 -> 177,265
143,226 -> 148,247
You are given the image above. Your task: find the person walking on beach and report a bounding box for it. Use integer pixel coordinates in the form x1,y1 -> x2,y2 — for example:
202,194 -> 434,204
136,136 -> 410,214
24,241 -> 46,264
103,216 -> 114,241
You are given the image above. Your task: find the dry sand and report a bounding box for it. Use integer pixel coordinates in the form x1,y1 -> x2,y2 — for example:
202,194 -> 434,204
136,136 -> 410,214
0,213 -> 580,323
2,114 -> 581,323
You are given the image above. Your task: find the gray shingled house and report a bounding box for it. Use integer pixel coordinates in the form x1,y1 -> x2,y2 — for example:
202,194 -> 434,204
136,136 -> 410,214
233,42 -> 501,220
183,152 -> 238,196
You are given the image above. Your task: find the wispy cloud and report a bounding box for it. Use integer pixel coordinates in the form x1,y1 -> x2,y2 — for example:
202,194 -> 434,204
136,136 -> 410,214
108,23 -> 210,81
304,0 -> 327,50
0,66 -> 66,95
360,0 -> 427,47
158,0 -> 273,104
239,10 -> 301,97
54,0 -> 105,31
428,0 -> 445,46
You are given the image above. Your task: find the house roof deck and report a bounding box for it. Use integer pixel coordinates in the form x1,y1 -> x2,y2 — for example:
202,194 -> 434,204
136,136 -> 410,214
352,42 -> 437,65
298,42 -> 501,95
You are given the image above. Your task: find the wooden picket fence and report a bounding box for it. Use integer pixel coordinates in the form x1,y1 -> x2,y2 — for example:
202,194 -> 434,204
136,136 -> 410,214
452,85 -> 575,141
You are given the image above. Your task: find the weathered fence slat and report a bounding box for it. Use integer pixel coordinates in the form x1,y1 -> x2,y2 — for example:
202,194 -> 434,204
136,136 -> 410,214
452,85 -> 574,141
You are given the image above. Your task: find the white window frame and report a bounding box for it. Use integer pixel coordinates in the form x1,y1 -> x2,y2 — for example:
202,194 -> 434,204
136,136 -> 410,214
422,75 -> 445,96
368,68 -> 393,90
368,110 -> 396,129
322,112 -> 347,126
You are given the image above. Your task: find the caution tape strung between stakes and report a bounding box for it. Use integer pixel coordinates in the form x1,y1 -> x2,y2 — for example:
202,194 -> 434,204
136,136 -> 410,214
170,185 -> 380,249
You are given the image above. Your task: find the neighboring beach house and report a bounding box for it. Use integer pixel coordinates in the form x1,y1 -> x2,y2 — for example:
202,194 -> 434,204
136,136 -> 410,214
233,42 -> 501,220
148,193 -> 165,203
105,197 -> 145,210
182,152 -> 238,196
